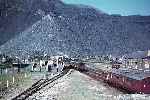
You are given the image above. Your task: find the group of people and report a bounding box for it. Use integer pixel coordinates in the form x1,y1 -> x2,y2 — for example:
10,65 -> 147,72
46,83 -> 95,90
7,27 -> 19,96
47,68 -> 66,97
31,57 -> 64,74
47,58 -> 64,74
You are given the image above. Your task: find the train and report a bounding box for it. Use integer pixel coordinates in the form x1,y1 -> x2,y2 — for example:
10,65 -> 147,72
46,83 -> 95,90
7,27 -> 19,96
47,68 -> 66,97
68,62 -> 150,94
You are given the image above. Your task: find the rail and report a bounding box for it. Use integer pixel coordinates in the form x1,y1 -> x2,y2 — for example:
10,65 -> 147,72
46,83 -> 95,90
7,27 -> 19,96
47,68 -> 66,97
12,69 -> 69,100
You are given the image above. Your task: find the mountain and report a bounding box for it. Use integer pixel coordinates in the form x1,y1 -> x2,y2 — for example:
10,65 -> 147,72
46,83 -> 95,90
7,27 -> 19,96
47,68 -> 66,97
0,0 -> 150,57
0,0 -> 64,45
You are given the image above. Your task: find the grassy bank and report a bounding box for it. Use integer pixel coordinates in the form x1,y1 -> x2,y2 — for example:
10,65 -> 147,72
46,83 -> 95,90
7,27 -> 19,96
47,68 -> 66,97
0,72 -> 31,99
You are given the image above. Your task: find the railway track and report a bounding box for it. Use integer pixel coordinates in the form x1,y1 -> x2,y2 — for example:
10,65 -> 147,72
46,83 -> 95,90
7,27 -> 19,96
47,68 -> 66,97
12,69 -> 69,100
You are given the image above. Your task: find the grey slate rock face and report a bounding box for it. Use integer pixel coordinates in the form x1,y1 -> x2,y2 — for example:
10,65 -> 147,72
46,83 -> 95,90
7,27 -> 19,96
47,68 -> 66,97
0,0 -> 150,57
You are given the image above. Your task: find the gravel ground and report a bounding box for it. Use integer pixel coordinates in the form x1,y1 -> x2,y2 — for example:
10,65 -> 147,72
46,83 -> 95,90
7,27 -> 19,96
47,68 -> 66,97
27,70 -> 150,100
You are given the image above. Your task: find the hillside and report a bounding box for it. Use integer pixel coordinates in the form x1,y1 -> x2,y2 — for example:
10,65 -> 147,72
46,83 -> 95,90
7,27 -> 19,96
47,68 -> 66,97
0,0 -> 64,45
0,0 -> 150,57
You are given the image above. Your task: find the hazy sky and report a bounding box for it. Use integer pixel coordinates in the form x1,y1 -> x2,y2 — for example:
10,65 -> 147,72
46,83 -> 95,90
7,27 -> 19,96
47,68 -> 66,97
62,0 -> 150,16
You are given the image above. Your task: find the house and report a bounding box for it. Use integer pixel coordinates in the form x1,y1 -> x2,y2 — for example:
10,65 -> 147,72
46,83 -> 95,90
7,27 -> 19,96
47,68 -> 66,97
122,50 -> 150,70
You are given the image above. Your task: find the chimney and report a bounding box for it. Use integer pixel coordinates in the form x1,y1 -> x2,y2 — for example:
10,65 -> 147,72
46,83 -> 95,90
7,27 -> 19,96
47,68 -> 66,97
147,50 -> 150,56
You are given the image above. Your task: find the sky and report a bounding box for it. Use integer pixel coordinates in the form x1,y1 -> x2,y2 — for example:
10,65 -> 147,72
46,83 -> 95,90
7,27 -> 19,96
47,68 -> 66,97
62,0 -> 150,16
